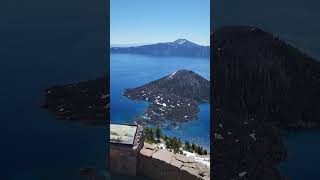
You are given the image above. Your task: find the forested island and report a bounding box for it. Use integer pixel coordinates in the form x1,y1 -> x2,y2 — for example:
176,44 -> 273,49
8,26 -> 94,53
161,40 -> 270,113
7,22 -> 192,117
124,70 -> 210,125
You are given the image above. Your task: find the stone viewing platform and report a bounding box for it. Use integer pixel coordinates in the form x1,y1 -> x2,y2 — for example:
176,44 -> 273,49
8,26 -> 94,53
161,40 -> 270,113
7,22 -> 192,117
110,123 -> 210,180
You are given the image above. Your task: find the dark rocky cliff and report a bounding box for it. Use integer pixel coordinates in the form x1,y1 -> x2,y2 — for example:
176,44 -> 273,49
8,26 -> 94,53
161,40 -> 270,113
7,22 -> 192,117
212,26 -> 320,180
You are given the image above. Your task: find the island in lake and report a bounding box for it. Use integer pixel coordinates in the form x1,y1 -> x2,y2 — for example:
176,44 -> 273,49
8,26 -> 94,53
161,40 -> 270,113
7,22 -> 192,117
123,69 -> 210,126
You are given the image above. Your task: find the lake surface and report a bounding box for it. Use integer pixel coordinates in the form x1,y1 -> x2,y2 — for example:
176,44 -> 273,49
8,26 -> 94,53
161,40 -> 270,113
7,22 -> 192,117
279,130 -> 320,180
110,53 -> 210,149
0,16 -> 107,180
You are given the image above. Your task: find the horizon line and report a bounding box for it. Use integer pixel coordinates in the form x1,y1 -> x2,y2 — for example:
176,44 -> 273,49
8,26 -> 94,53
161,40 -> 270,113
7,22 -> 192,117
110,39 -> 210,47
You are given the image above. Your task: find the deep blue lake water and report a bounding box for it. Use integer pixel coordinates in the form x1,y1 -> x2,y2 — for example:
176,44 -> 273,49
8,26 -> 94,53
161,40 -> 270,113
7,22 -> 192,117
110,54 -> 210,149
0,16 -> 107,180
279,130 -> 320,180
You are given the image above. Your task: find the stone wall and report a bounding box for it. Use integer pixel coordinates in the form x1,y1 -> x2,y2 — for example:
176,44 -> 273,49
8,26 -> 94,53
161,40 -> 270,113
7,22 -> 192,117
110,144 -> 139,176
110,125 -> 145,176
137,143 -> 210,180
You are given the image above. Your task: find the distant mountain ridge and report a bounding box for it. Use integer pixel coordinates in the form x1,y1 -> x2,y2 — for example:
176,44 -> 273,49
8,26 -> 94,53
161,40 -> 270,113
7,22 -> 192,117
110,39 -> 210,58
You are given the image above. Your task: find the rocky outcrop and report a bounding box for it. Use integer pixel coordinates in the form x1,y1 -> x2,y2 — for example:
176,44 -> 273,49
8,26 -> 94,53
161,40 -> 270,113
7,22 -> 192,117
212,26 -> 320,180
124,70 -> 210,125
138,143 -> 210,180
43,77 -> 108,125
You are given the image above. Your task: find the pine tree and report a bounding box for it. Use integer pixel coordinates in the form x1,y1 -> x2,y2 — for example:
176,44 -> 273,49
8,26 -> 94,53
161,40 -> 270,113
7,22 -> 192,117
145,127 -> 154,143
184,141 -> 190,151
174,142 -> 180,153
165,139 -> 171,149
195,145 -> 199,154
203,149 -> 208,155
155,126 -> 162,143
199,146 -> 203,155
164,135 -> 168,141
150,128 -> 154,142
191,143 -> 196,152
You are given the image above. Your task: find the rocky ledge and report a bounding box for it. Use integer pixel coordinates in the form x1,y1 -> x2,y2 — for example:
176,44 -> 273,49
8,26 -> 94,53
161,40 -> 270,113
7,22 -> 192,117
43,77 -> 108,125
124,70 -> 210,125
138,143 -> 210,180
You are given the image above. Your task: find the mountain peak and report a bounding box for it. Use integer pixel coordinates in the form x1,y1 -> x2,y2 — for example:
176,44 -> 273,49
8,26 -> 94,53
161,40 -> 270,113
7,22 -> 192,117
170,69 -> 194,77
173,39 -> 190,44
170,39 -> 201,48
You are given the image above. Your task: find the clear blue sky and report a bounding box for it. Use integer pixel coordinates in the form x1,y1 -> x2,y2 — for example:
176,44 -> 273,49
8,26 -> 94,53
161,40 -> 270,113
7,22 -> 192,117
110,0 -> 210,46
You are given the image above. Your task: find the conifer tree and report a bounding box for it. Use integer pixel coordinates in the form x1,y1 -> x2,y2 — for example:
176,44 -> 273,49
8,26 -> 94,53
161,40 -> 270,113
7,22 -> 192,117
184,141 -> 190,151
155,126 -> 162,143
203,149 -> 208,155
145,127 -> 154,143
191,142 -> 196,152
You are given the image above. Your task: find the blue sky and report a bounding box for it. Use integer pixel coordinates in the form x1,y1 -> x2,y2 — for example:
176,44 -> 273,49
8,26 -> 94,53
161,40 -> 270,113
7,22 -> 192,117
110,0 -> 210,46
